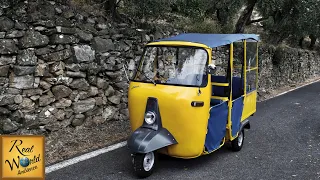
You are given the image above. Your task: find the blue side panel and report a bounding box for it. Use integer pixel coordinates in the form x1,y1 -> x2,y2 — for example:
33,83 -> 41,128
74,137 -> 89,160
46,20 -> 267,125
205,101 -> 229,152
232,77 -> 244,99
231,96 -> 244,137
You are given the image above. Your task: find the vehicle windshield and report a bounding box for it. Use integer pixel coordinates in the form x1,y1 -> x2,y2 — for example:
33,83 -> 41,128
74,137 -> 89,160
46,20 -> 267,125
132,46 -> 208,87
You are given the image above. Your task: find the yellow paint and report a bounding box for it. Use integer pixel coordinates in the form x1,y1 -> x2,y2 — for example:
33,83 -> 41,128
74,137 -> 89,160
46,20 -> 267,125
241,40 -> 258,122
211,82 -> 229,86
128,35 -> 259,159
128,46 -> 212,158
246,67 -> 258,72
147,41 -> 209,49
256,42 -> 259,89
241,90 -> 257,121
227,43 -> 235,141
211,96 -> 228,101
241,41 -> 258,121
128,82 -> 211,158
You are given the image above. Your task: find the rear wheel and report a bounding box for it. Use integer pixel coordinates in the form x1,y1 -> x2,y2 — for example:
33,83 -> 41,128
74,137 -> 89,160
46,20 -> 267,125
132,152 -> 156,178
231,129 -> 244,151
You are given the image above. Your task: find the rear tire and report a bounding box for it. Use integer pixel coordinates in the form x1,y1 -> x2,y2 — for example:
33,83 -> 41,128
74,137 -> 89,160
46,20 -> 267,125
132,152 -> 157,178
231,129 -> 244,151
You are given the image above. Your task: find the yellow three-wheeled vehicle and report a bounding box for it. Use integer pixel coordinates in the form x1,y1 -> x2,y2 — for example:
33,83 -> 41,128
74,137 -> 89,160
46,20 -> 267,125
126,33 -> 259,178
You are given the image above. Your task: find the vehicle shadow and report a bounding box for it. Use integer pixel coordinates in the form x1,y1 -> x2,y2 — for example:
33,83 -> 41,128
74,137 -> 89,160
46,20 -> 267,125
158,144 -> 233,167
126,144 -> 236,179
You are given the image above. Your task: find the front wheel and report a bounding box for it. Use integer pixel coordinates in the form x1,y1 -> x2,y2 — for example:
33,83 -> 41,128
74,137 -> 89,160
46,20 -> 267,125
132,152 -> 156,178
231,129 -> 244,151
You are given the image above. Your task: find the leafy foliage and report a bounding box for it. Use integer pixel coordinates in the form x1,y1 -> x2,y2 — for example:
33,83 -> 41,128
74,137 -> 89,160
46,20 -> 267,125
122,0 -> 174,19
255,0 -> 320,45
80,0 -> 320,46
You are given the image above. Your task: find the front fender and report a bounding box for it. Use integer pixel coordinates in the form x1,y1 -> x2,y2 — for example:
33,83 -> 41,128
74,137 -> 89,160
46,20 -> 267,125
240,119 -> 250,130
127,127 -> 178,154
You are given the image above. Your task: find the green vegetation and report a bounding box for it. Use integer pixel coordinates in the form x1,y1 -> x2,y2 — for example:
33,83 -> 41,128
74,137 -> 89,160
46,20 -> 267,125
69,0 -> 320,48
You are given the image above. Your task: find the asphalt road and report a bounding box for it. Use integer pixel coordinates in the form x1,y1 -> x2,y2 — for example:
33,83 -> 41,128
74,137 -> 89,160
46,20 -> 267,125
46,82 -> 320,180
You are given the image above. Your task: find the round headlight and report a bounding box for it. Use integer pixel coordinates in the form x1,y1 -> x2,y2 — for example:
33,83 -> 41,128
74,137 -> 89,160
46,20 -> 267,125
144,111 -> 156,125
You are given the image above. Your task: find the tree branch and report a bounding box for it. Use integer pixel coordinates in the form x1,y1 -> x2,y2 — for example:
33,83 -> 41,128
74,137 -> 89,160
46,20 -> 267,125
116,0 -> 122,7
246,17 -> 269,25
234,0 -> 258,33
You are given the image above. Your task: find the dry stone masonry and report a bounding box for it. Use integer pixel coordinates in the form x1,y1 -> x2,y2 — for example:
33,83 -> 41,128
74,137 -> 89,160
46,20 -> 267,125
257,44 -> 320,99
0,0 -> 179,134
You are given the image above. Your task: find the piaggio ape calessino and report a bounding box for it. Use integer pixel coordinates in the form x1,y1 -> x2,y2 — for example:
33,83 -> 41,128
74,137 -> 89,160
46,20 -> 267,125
125,33 -> 259,177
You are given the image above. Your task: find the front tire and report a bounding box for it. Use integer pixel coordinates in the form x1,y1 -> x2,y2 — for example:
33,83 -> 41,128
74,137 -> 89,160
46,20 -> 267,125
132,152 -> 156,178
231,129 -> 244,151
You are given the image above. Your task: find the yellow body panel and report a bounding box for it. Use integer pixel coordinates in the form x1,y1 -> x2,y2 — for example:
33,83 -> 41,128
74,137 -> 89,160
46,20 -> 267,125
247,67 -> 258,71
211,82 -> 229,86
211,96 -> 228,101
227,43 -> 235,141
128,82 -> 211,158
128,37 -> 259,158
241,40 -> 258,121
147,41 -> 209,49
241,90 -> 257,121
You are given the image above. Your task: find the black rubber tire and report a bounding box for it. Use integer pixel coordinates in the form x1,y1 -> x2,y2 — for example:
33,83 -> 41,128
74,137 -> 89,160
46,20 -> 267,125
231,129 -> 245,152
132,152 -> 156,178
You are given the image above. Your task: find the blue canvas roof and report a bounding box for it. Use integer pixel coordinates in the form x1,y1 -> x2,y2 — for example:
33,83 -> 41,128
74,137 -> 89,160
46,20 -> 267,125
155,33 -> 259,48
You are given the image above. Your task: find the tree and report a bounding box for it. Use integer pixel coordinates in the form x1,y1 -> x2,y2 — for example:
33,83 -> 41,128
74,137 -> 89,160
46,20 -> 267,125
118,0 -> 320,47
125,0 -> 174,19
104,0 -> 123,21
234,0 -> 257,33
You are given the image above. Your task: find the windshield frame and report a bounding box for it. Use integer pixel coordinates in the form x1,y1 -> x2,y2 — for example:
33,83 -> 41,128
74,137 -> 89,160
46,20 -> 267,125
130,44 -> 210,88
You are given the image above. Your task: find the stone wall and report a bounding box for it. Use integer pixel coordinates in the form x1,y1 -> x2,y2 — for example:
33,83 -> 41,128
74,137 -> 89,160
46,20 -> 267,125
257,44 -> 320,100
0,0 -> 319,136
0,0 -> 179,134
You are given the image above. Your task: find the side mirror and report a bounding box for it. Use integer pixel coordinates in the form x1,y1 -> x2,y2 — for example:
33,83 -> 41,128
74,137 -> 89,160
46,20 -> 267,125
207,64 -> 216,74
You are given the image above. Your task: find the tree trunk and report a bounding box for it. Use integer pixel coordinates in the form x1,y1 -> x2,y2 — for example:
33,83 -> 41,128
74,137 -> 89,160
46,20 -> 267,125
216,9 -> 222,23
108,0 -> 117,18
246,17 -> 269,25
309,34 -> 316,50
234,0 -> 257,33
105,0 -> 133,24
105,0 -> 121,21
299,37 -> 304,48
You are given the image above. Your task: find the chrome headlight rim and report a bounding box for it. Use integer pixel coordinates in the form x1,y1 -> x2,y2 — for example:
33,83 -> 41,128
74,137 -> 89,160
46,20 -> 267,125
144,111 -> 156,125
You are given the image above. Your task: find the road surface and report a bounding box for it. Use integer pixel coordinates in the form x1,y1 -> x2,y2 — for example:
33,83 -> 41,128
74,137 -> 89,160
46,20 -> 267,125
46,81 -> 320,180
